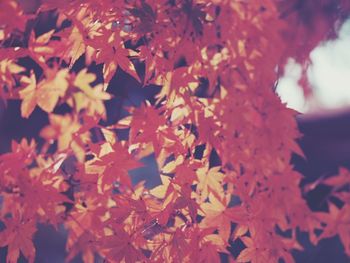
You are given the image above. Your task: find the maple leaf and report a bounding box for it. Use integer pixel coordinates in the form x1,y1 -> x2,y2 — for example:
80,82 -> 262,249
169,228 -> 191,262
196,165 -> 225,202
56,24 -> 87,68
35,68 -> 69,113
129,104 -> 178,157
187,226 -> 228,262
150,175 -> 172,199
138,46 -> 158,83
28,30 -> 55,63
318,203 -> 350,256
71,68 -> 112,118
0,138 -> 36,171
196,111 -> 223,150
65,195 -> 108,261
0,57 -> 25,99
40,114 -> 80,150
93,31 -> 140,84
0,215 -> 36,263
172,161 -> 198,186
65,231 -> 98,263
101,229 -> 146,263
18,175 -> 70,226
73,68 -> 96,90
19,69 -> 69,117
151,186 -> 178,226
19,73 -> 37,118
237,233 -> 297,263
155,67 -> 198,100
92,142 -> 142,191
1,0 -> 350,262
197,241 -> 223,263
323,167 -> 350,188
200,193 -> 234,241
236,236 -> 266,263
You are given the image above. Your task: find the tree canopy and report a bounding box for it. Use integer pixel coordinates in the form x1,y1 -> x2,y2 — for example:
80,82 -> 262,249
0,0 -> 350,262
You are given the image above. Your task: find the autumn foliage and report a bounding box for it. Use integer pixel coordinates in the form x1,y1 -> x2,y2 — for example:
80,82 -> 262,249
1,0 -> 350,262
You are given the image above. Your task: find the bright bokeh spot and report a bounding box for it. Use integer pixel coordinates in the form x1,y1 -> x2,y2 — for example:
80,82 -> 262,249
309,19 -> 350,109
276,58 -> 307,113
277,19 -> 350,112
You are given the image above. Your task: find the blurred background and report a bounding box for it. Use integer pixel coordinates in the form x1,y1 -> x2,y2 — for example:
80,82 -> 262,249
275,15 -> 350,263
277,18 -> 350,113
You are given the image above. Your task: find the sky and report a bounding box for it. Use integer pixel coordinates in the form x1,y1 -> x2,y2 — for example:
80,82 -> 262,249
276,19 -> 350,113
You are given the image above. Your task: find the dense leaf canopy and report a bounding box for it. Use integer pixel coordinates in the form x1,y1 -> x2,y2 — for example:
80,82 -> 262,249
0,0 -> 350,262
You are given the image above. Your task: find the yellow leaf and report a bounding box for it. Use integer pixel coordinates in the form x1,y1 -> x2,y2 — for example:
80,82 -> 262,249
36,69 -> 69,113
19,74 -> 37,118
197,166 -> 225,202
36,29 -> 55,44
150,175 -> 171,199
72,69 -> 111,117
200,193 -> 232,240
67,26 -> 86,68
74,68 -> 96,90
